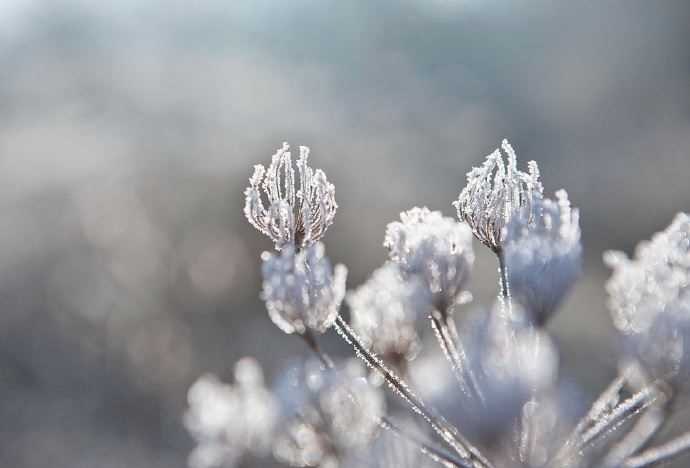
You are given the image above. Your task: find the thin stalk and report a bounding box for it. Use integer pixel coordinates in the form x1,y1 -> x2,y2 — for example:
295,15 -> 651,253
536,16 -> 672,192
301,330 -> 334,369
623,431 -> 690,467
333,314 -> 493,468
551,374 -> 627,467
430,312 -> 484,405
601,400 -> 668,468
577,383 -> 661,452
302,329 -> 467,468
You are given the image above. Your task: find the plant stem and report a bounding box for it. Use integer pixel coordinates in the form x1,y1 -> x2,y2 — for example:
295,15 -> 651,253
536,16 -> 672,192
333,314 -> 493,468
623,431 -> 690,467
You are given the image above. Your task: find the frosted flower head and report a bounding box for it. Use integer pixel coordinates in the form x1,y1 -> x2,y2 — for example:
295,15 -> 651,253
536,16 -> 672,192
347,263 -> 427,364
184,357 -> 278,468
244,142 -> 337,250
384,207 -> 474,314
261,242 -> 347,335
455,307 -> 559,441
453,139 -> 543,253
503,190 -> 582,325
605,213 -> 690,383
273,359 -> 385,467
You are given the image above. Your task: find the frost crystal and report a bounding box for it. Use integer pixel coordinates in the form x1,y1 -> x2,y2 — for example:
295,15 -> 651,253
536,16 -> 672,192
605,213 -> 690,382
261,242 -> 347,335
503,190 -> 582,325
273,359 -> 385,467
384,207 -> 474,313
184,358 -> 278,468
347,263 -> 427,364
453,139 -> 543,252
244,142 -> 337,250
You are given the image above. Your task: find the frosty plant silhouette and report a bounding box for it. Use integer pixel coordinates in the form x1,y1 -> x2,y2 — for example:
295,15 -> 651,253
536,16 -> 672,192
185,140 -> 690,468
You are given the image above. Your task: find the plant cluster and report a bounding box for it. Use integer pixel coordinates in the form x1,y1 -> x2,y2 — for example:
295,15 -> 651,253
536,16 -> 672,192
185,141 -> 690,468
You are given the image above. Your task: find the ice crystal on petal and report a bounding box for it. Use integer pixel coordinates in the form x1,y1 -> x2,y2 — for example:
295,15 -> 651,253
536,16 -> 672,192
453,139 -> 543,252
261,242 -> 347,335
185,358 -> 278,468
605,213 -> 690,383
503,190 -> 582,325
384,207 -> 474,313
273,359 -> 385,467
244,142 -> 337,250
347,263 -> 427,364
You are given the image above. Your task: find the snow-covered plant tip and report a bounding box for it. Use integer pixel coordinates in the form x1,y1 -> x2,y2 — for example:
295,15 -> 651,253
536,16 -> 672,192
186,140 -> 690,468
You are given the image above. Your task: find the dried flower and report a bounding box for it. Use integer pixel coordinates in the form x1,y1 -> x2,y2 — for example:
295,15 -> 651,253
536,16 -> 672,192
347,263 -> 427,364
184,358 -> 278,468
605,213 -> 690,383
384,207 -> 474,313
453,139 -> 543,253
244,142 -> 337,250
503,190 -> 582,325
261,242 -> 347,335
273,359 -> 385,467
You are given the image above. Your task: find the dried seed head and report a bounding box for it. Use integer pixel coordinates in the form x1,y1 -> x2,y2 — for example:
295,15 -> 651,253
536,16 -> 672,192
245,142 -> 337,250
503,190 -> 582,325
273,359 -> 385,467
453,139 -> 543,252
184,358 -> 278,468
384,207 -> 474,313
605,213 -> 690,383
347,263 -> 427,364
261,242 -> 347,335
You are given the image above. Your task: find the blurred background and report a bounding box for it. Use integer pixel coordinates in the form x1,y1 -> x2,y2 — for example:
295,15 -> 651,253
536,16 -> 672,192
1,1 -> 689,467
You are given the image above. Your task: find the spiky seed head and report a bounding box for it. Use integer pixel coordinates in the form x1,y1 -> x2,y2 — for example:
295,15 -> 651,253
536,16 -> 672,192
244,143 -> 337,251
453,139 -> 543,253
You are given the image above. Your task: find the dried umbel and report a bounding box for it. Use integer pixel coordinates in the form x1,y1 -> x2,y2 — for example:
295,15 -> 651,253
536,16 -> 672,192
384,207 -> 474,313
347,263 -> 427,364
503,190 -> 582,325
273,359 -> 385,467
261,242 -> 347,335
453,139 -> 543,253
244,142 -> 337,251
605,213 -> 690,384
184,358 -> 278,468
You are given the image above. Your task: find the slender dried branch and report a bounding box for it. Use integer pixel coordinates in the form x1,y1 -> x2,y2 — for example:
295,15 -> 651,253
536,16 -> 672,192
623,431 -> 690,467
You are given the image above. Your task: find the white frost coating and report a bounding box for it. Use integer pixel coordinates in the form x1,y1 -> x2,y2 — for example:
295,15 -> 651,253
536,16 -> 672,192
384,207 -> 474,313
503,190 -> 582,325
244,142 -> 337,250
261,242 -> 347,335
605,213 -> 690,383
453,139 -> 543,252
273,359 -> 385,467
184,358 -> 278,468
347,263 -> 427,362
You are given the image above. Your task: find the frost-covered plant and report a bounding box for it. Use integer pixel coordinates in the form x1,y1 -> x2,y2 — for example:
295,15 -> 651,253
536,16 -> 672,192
185,140 -> 690,468
261,242 -> 347,335
503,190 -> 582,325
347,263 -> 427,366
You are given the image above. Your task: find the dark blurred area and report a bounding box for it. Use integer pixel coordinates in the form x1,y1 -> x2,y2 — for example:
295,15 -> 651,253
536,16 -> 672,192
1,1 -> 689,467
